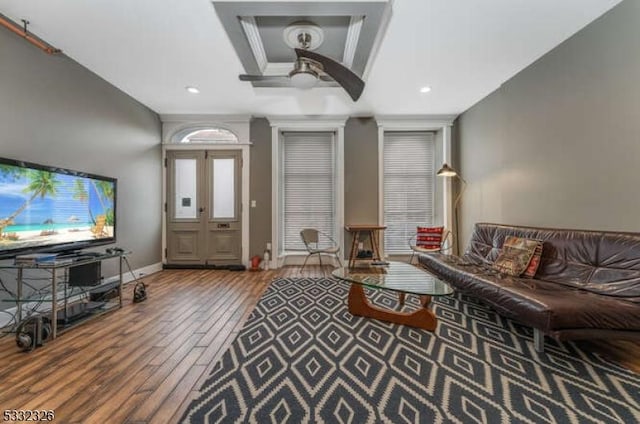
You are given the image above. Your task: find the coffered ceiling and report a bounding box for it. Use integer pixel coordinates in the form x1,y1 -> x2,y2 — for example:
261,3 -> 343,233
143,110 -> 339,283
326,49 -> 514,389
213,1 -> 391,89
0,0 -> 623,116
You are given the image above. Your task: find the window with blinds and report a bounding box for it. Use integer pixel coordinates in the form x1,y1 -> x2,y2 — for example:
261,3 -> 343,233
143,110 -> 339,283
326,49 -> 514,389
281,132 -> 335,251
383,132 -> 435,253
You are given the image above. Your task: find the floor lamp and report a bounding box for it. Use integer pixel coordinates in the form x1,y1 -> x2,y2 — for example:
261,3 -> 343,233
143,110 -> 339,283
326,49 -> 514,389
437,163 -> 467,255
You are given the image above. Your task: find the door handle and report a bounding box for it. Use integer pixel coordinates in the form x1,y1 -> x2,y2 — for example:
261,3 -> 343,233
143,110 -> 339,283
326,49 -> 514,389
199,207 -> 205,214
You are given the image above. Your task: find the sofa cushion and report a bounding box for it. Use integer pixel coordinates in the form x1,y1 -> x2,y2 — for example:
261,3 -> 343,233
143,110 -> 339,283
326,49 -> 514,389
495,281 -> 640,331
418,253 -> 504,300
419,253 -> 550,325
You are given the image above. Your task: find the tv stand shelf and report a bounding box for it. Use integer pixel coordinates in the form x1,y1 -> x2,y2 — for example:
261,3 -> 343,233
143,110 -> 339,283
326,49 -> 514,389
0,251 -> 128,341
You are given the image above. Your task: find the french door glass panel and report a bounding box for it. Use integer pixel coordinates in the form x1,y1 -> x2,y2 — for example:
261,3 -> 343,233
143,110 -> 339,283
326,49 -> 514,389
174,158 -> 198,219
211,158 -> 235,219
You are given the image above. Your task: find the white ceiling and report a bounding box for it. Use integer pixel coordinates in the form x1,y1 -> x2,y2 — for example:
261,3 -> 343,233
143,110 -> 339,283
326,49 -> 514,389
2,0 -> 623,116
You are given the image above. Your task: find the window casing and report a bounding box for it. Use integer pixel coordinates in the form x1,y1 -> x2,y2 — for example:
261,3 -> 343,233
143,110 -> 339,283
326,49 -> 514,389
383,132 -> 435,253
177,128 -> 239,144
280,132 -> 336,251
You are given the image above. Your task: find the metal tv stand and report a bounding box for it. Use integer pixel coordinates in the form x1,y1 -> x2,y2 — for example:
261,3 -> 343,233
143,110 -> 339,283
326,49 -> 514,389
1,250 -> 127,340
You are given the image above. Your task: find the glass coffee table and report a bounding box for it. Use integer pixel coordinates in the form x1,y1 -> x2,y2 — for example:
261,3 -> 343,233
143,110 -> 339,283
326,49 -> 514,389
332,261 -> 453,331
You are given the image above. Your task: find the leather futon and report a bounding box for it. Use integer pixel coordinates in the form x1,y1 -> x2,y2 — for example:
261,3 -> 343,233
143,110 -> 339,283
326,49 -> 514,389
418,223 -> 640,352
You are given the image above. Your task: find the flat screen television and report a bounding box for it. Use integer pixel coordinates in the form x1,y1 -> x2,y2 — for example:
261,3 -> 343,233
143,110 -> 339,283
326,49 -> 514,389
0,157 -> 116,259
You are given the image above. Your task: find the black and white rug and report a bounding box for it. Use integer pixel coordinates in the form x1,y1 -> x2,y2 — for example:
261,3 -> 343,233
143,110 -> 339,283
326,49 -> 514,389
181,277 -> 640,423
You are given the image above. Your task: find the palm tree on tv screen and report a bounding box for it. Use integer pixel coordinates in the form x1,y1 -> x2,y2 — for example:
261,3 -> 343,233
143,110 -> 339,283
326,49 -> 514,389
0,164 -> 27,180
73,178 -> 88,202
92,180 -> 115,226
0,170 -> 60,235
73,178 -> 94,223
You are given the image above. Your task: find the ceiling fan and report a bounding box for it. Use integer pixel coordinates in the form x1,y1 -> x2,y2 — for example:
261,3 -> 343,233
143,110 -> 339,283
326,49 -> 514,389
239,22 -> 365,101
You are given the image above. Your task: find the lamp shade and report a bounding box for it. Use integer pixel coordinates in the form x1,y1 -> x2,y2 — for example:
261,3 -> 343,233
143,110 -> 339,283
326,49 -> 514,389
436,163 -> 458,177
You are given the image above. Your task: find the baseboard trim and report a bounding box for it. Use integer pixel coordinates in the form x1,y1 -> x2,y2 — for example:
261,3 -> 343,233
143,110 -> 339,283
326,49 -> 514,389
162,263 -> 246,271
280,253 -> 343,267
105,261 -> 163,285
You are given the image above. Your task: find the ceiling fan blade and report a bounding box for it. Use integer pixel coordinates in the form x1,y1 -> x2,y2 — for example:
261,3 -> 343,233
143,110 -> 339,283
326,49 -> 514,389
239,74 -> 289,82
295,48 -> 365,101
239,74 -> 334,83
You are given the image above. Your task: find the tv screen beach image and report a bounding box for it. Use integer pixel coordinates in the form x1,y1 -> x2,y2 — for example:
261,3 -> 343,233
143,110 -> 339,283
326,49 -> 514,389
0,163 -> 115,254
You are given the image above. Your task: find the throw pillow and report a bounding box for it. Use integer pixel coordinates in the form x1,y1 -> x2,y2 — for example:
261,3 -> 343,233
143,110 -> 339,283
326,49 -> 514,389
492,236 -> 539,277
522,242 -> 543,278
416,226 -> 444,250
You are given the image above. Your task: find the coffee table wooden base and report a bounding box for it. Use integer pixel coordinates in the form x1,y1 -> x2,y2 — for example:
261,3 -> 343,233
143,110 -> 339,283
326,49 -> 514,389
348,284 -> 437,331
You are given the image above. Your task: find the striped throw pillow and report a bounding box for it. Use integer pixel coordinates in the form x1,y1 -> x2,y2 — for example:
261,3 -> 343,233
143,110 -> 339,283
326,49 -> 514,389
416,226 -> 444,250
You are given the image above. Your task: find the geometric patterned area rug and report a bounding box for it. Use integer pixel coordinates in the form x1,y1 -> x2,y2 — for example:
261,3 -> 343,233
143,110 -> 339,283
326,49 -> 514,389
181,277 -> 640,423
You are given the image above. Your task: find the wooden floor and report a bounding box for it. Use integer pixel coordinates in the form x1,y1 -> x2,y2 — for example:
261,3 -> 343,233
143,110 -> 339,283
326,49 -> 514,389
0,266 -> 638,423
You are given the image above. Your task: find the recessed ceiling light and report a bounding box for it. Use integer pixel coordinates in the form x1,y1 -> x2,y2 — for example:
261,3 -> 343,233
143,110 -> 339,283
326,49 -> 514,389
186,86 -> 200,94
420,86 -> 432,93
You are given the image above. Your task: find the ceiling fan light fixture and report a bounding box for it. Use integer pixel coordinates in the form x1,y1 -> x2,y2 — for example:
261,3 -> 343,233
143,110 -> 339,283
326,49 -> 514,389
289,59 -> 319,89
290,72 -> 317,89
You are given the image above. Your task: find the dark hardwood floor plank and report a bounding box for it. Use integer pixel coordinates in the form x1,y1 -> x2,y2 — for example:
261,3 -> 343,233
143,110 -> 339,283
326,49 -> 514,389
67,365 -> 158,424
128,348 -> 205,422
194,284 -> 266,367
194,283 -> 257,348
146,364 -> 207,424
139,334 -> 204,391
53,353 -> 160,422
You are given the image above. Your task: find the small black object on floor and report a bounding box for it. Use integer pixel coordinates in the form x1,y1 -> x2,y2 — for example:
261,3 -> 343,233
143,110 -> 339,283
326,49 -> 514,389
356,249 -> 373,259
133,281 -> 147,303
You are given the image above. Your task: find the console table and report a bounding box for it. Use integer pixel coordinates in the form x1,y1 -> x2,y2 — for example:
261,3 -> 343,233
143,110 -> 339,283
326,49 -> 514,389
345,224 -> 386,268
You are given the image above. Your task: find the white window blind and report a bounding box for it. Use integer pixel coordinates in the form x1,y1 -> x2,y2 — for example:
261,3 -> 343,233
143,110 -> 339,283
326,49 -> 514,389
282,132 -> 335,251
383,132 -> 435,253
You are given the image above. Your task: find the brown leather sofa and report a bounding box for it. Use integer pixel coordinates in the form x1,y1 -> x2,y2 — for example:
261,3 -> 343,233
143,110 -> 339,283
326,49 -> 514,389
418,223 -> 640,352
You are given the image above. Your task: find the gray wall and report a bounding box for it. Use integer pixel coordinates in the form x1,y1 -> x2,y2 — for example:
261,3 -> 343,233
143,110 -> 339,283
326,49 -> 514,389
249,118 -> 272,257
0,27 -> 162,294
456,0 -> 640,247
344,117 -> 379,250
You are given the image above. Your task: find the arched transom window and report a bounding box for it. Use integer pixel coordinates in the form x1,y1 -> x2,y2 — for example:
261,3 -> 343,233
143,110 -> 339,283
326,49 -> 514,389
179,128 -> 239,144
